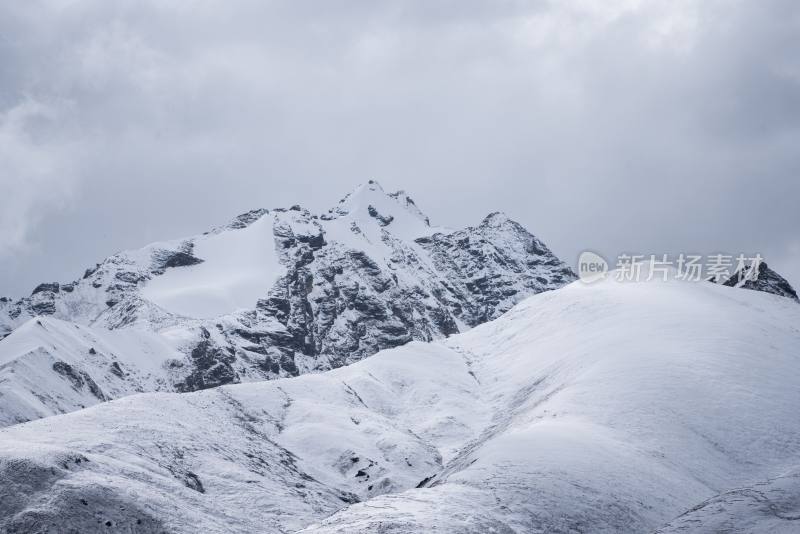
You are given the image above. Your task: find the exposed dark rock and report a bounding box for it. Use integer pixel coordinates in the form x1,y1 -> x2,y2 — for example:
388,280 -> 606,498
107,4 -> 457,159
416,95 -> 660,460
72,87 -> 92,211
162,252 -> 203,270
151,243 -> 204,275
30,301 -> 57,316
114,271 -> 147,284
61,282 -> 76,293
31,282 -> 59,296
183,471 -> 205,493
297,231 -> 326,250
83,264 -> 100,279
367,205 -> 394,226
83,375 -> 107,400
722,261 -> 799,301
109,361 -> 125,378
227,208 -> 269,230
416,474 -> 436,488
51,361 -> 107,400
176,327 -> 240,392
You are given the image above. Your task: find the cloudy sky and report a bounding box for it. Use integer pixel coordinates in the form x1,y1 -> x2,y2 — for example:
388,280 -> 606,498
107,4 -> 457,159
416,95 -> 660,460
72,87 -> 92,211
1,0 -> 799,296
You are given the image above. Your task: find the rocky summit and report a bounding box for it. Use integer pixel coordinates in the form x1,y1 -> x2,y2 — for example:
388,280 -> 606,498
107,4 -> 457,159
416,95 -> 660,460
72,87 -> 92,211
722,260 -> 799,302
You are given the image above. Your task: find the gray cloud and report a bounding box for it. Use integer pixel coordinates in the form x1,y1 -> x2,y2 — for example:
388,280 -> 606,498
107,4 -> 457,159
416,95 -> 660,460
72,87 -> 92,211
1,0 -> 799,295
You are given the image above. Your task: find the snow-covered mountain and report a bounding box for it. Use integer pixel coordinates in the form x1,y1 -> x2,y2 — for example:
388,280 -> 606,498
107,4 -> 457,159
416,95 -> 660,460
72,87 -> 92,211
1,275 -> 799,533
0,182 -> 575,425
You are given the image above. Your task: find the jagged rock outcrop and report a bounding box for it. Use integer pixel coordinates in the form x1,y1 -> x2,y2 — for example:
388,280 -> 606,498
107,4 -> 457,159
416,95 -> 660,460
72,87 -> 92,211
722,261 -> 799,302
415,212 -> 574,326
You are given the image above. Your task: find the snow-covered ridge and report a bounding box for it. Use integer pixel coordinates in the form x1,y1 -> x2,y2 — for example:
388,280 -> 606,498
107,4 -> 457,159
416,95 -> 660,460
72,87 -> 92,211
1,276 -> 798,532
0,182 -> 576,425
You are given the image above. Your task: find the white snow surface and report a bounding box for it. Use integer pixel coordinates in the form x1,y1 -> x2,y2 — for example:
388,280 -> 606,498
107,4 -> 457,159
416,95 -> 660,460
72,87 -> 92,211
141,213 -> 284,318
1,275 -> 799,533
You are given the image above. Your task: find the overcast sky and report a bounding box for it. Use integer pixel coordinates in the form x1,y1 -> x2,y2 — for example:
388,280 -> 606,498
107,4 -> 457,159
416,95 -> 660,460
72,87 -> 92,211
1,0 -> 799,296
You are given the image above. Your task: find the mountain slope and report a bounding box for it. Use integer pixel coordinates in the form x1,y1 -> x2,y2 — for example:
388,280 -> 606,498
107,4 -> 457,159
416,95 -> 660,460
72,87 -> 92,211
655,468 -> 800,534
0,182 -> 575,425
1,275 -> 798,533
0,317 -> 184,427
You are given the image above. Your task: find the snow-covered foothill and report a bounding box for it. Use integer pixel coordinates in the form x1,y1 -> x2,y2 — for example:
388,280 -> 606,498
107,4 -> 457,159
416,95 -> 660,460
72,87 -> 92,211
1,275 -> 798,533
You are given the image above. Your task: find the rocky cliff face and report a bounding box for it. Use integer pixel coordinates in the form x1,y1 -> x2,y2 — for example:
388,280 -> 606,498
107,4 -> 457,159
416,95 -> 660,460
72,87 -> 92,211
722,261 -> 799,302
0,182 -> 576,412
415,212 -> 574,326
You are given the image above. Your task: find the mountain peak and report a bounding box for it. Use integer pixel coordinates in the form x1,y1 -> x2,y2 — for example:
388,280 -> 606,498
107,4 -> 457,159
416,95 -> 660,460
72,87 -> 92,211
333,180 -> 386,208
327,181 -> 431,229
481,211 -> 511,225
